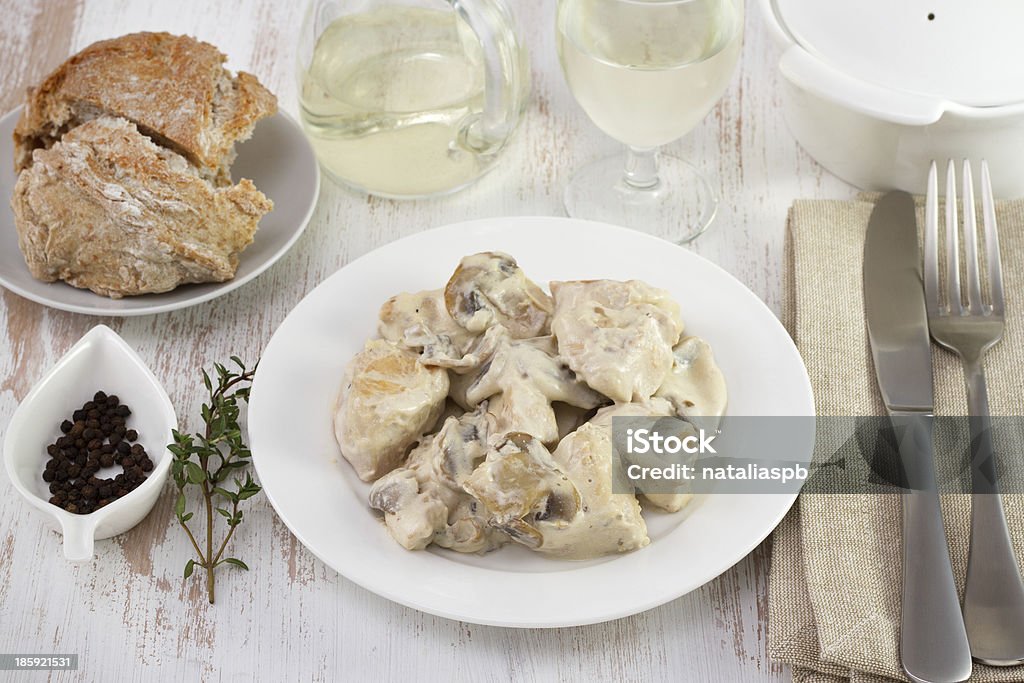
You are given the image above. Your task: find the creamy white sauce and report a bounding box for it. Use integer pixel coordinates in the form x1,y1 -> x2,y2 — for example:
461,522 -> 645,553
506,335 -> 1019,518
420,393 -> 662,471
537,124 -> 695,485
335,254 -> 726,559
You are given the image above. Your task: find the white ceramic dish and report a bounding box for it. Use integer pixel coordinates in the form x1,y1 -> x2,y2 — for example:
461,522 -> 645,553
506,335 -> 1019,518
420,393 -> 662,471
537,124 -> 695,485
761,0 -> 1024,197
0,107 -> 320,316
3,325 -> 177,562
249,217 -> 815,627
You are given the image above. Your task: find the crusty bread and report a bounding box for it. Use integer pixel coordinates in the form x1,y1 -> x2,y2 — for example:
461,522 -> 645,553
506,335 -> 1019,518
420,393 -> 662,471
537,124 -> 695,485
12,117 -> 272,298
13,32 -> 277,178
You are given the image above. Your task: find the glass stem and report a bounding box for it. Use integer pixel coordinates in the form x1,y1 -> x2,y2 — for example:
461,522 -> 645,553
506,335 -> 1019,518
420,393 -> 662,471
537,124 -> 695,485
623,146 -> 661,190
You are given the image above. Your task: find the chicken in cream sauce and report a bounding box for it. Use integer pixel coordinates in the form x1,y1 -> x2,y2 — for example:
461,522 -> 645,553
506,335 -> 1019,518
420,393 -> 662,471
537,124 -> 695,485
332,253 -> 727,560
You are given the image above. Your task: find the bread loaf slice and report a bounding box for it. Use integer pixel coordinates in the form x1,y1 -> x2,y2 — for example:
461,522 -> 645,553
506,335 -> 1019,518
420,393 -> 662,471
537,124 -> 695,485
13,32 -> 277,181
11,117 -> 273,298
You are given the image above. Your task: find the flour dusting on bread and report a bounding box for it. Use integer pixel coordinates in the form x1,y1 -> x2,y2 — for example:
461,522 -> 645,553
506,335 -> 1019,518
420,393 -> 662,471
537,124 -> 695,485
9,32 -> 277,298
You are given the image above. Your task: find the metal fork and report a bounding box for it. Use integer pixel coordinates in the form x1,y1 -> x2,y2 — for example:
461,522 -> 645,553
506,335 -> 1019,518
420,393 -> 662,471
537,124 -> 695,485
924,159 -> 1024,666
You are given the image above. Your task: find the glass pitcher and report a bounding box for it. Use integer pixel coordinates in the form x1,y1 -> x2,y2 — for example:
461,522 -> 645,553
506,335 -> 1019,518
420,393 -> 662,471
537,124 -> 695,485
297,0 -> 529,199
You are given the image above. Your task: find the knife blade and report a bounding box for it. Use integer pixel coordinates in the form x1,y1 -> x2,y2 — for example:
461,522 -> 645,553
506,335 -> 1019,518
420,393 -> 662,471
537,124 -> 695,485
863,191 -> 972,683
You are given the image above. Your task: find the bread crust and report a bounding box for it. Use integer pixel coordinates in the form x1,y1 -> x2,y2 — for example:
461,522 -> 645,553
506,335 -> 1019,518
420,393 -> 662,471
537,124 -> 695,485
13,32 -> 277,173
11,117 -> 273,298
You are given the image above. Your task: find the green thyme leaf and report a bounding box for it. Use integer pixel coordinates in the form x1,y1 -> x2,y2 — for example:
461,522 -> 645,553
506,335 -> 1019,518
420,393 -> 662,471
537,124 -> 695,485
168,356 -> 259,604
185,462 -> 206,484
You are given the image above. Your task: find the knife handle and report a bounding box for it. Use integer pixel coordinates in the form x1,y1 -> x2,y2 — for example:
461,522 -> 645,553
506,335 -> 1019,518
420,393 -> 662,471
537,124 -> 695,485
891,413 -> 972,683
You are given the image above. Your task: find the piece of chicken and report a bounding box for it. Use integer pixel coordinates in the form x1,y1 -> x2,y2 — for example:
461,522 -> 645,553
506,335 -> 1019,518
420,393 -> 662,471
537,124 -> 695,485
550,280 -> 684,403
378,289 -> 482,368
655,336 -> 728,431
368,406 -> 507,553
465,430 -> 649,558
590,400 -> 694,513
463,432 -> 582,551
450,330 -> 605,444
547,422 -> 650,555
444,252 -> 553,338
334,339 -> 449,482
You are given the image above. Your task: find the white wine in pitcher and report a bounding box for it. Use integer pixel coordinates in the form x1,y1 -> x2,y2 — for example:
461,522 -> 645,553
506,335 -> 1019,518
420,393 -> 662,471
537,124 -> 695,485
299,4 -> 526,198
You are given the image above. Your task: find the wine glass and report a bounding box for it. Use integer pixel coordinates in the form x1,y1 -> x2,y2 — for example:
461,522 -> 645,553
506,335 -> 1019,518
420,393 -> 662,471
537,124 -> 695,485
556,0 -> 744,243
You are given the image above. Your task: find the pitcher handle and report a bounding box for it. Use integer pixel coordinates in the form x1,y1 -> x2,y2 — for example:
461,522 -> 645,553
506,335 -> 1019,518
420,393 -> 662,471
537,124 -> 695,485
451,0 -> 528,152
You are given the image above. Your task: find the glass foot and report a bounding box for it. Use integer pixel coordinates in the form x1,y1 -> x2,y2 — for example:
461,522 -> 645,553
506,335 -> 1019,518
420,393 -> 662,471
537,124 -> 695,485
563,153 -> 718,244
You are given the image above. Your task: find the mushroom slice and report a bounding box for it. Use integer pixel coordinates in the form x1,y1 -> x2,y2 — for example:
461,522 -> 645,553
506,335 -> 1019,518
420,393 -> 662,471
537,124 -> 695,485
452,333 -> 605,444
369,406 -> 508,553
434,496 -> 505,553
550,280 -> 684,403
463,432 -> 581,550
368,461 -> 448,550
655,336 -> 728,430
590,400 -> 695,514
378,289 -> 481,368
334,339 -> 449,482
444,252 -> 553,338
433,403 -> 495,489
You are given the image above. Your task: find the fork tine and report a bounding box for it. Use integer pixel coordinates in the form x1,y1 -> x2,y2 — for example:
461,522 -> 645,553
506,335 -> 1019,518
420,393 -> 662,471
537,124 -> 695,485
945,160 -> 962,312
961,160 -> 984,313
924,161 -> 940,315
981,161 -> 1005,316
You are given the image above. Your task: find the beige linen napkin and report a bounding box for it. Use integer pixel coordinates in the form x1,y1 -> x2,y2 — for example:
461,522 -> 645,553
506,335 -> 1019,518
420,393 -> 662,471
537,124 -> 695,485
769,197 -> 1024,682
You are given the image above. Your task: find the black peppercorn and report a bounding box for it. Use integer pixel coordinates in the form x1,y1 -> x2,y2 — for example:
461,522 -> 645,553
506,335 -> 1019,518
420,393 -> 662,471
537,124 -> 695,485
44,392 -> 150,515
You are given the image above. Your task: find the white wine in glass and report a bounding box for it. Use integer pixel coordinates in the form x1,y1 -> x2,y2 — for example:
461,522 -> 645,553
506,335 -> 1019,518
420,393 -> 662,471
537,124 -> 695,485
557,0 -> 743,243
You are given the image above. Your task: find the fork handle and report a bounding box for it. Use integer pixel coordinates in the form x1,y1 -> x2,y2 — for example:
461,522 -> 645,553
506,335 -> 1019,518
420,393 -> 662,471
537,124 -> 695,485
962,360 -> 1024,665
965,360 -> 997,492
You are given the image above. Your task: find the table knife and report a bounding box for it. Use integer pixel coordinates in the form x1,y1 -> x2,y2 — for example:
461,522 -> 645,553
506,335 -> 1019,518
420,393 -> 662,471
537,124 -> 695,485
863,191 -> 972,683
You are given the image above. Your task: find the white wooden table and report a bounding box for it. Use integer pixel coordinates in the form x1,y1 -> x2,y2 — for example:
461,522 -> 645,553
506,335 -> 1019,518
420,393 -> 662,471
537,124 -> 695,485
0,1 -> 852,680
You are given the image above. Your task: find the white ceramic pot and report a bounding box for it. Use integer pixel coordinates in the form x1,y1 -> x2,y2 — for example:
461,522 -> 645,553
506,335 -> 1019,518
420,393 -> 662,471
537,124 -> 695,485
760,0 -> 1024,198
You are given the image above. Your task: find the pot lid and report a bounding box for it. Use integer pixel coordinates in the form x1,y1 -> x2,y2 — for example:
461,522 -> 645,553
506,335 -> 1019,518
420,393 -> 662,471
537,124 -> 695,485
772,0 -> 1024,108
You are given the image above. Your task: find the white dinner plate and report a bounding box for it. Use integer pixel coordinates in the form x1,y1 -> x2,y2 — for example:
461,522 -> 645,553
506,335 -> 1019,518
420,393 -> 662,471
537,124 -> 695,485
0,107 -> 319,316
249,217 -> 814,628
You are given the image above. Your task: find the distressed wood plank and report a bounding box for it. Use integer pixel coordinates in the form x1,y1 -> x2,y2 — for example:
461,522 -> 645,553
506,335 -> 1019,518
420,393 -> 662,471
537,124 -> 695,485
0,0 -> 852,681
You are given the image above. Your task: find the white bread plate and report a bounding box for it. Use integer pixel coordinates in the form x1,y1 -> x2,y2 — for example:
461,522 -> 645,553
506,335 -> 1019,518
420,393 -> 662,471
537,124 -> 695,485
0,107 -> 319,316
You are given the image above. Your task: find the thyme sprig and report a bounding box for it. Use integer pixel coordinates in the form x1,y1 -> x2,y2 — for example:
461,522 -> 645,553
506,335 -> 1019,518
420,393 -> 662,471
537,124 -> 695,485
168,357 -> 260,604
